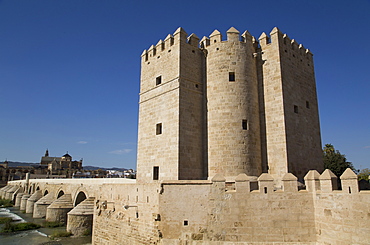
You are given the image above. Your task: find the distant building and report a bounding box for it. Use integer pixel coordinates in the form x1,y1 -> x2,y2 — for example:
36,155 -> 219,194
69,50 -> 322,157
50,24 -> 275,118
40,149 -> 83,177
0,150 -> 84,186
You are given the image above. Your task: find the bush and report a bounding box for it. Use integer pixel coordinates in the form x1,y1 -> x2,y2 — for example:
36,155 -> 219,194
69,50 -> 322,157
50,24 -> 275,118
1,221 -> 41,233
82,229 -> 92,236
11,222 -> 41,231
50,231 -> 72,238
0,198 -> 13,207
42,221 -> 65,228
0,217 -> 12,224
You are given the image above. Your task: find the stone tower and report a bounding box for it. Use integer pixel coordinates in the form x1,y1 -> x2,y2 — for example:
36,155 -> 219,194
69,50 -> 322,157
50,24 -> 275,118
257,28 -> 323,181
203,27 -> 262,178
136,27 -> 323,183
137,28 -> 205,182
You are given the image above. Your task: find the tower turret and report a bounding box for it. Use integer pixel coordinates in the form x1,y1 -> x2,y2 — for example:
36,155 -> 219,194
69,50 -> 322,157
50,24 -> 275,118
258,27 -> 323,181
137,27 -> 206,182
203,27 -> 262,178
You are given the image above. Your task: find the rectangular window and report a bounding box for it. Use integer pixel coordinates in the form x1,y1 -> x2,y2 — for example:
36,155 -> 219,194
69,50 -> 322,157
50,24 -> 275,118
229,72 -> 235,82
156,76 -> 162,85
306,101 -> 310,109
184,220 -> 189,226
294,105 -> 298,113
153,166 -> 159,180
156,123 -> 162,135
242,120 -> 248,130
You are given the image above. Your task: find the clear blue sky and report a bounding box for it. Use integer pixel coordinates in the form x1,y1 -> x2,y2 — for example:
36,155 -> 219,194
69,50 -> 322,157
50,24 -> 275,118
1,0 -> 369,170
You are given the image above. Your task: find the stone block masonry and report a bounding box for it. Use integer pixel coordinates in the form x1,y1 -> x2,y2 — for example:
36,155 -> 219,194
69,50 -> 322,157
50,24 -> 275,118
137,27 -> 323,184
3,169 -> 369,244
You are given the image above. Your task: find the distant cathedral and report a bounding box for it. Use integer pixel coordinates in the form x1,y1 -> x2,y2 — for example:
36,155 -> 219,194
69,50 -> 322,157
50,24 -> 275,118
41,149 -> 82,176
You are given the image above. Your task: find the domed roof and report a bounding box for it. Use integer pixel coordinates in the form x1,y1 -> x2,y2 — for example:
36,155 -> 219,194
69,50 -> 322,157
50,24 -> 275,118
62,152 -> 72,158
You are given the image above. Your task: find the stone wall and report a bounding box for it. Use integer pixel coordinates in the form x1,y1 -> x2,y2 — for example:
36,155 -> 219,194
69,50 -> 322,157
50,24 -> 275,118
93,182 -> 162,244
155,170 -> 369,245
3,169 -> 369,244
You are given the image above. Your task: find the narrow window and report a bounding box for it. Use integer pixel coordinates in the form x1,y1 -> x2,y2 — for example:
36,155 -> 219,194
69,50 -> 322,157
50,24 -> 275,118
306,101 -> 310,109
184,220 -> 188,226
294,105 -> 298,114
155,214 -> 161,221
136,212 -> 139,218
156,123 -> 162,135
153,166 -> 159,180
349,187 -> 351,194
156,76 -> 162,85
242,120 -> 248,130
264,187 -> 267,194
229,72 -> 235,82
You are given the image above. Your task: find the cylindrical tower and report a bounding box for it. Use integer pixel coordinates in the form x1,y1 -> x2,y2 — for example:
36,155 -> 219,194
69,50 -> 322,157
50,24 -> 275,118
204,27 -> 262,178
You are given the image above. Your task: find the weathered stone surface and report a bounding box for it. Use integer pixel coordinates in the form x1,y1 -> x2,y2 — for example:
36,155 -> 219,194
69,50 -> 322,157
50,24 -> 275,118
33,192 -> 55,218
20,194 -> 30,211
67,197 -> 95,236
46,194 -> 74,224
14,193 -> 24,207
26,190 -> 42,213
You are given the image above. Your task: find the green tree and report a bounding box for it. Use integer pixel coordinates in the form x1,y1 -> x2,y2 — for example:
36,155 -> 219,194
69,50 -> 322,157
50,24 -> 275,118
323,144 -> 355,177
358,168 -> 370,181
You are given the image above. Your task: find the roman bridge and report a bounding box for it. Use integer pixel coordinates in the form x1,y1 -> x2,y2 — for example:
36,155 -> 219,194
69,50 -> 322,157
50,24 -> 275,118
0,176 -> 136,236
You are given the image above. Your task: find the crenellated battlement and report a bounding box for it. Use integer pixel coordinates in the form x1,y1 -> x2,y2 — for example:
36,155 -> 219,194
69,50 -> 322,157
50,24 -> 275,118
142,27 -> 313,63
258,27 -> 313,59
209,168 -> 362,195
201,27 -> 257,48
141,27 -> 202,62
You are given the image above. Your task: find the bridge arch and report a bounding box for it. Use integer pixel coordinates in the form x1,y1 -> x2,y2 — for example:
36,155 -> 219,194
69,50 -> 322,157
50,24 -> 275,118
74,191 -> 87,206
57,190 -> 64,198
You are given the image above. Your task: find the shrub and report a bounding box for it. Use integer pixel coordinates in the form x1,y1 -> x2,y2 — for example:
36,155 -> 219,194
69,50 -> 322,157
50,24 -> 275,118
0,198 -> 13,208
82,229 -> 92,236
50,231 -> 72,238
1,221 -> 41,233
0,217 -> 12,224
12,222 -> 41,231
42,221 -> 64,228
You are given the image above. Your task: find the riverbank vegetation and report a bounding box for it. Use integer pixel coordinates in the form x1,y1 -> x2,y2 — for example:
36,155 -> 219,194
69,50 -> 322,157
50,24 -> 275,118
50,230 -> 72,238
0,219 -> 41,233
42,221 -> 65,228
0,217 -> 13,224
0,198 -> 13,208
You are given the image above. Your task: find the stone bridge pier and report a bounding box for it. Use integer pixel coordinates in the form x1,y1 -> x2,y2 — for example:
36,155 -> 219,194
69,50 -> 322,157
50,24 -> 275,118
0,178 -> 135,237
